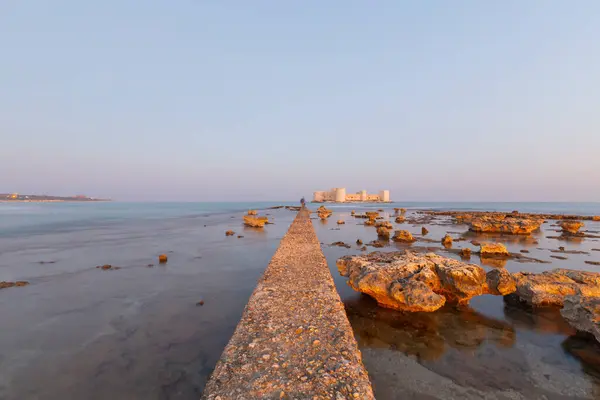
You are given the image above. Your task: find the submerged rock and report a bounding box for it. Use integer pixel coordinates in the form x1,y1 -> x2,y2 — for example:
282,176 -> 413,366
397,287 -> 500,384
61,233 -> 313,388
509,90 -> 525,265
337,220 -> 345,225
512,269 -> 600,307
364,219 -> 376,226
225,230 -> 235,236
561,295 -> 600,343
560,221 -> 584,235
480,242 -> 510,257
0,281 -> 29,289
469,217 -> 542,235
392,230 -> 416,243
337,252 -> 515,312
331,241 -> 351,249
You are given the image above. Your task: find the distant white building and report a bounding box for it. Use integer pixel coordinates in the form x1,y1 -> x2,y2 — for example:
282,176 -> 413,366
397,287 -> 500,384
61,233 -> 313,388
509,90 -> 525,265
313,188 -> 390,203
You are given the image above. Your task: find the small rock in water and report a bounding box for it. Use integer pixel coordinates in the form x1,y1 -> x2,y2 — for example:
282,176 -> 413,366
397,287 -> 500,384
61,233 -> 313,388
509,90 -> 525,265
421,227 -> 428,235
520,249 -> 530,253
441,234 -> 453,247
159,254 -> 168,264
225,230 -> 235,236
237,235 -> 244,238
0,281 -> 29,289
337,220 -> 345,225
147,264 -> 154,267
99,264 -> 113,270
551,255 -> 568,260
196,300 -> 205,306
356,239 -> 363,245
460,248 -> 472,259
585,261 -> 600,266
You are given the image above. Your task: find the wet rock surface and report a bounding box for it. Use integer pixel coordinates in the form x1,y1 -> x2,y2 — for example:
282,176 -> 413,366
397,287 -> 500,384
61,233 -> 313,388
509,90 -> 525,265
469,216 -> 543,235
337,251 -> 516,312
203,210 -> 374,399
0,281 -> 29,289
512,269 -> 600,307
561,296 -> 600,343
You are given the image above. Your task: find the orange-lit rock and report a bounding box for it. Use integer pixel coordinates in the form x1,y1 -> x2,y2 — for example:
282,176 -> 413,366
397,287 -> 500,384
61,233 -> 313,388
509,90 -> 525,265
0,281 -> 29,289
441,234 -> 453,247
158,254 -> 168,263
421,227 -> 429,235
469,217 -> 542,235
395,216 -> 405,223
225,230 -> 235,236
560,221 -> 584,235
243,215 -> 268,227
247,210 -> 258,216
392,230 -> 416,243
337,220 -> 345,225
377,226 -> 391,240
337,252 -> 515,312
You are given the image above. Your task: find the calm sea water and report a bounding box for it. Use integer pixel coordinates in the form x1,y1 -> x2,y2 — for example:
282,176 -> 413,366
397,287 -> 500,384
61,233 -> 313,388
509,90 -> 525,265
1,201 -> 600,399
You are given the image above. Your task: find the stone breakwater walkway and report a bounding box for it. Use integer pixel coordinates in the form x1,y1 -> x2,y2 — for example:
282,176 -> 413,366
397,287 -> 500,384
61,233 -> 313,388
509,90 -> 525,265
202,209 -> 374,400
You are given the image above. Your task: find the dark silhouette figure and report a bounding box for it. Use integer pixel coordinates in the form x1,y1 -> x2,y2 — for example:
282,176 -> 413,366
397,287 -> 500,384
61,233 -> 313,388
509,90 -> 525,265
300,197 -> 306,208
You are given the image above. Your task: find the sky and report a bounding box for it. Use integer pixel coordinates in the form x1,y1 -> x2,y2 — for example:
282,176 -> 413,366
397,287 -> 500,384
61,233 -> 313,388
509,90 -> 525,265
1,1 -> 599,202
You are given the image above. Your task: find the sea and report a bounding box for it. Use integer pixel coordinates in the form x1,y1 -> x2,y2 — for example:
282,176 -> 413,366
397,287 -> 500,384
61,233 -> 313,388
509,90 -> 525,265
1,201 -> 600,399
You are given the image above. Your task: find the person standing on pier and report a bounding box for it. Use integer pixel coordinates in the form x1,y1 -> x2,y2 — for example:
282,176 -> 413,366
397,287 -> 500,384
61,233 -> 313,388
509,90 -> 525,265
300,197 -> 306,208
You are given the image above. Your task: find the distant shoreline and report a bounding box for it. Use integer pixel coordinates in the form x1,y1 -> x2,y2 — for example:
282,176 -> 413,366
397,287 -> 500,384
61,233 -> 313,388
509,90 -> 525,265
0,199 -> 111,203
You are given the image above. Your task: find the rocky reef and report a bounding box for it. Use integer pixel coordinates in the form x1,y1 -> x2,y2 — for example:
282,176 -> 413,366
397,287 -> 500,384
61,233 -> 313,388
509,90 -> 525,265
561,296 -> 600,342
243,215 -> 269,228
337,252 -> 516,312
316,206 -> 332,220
469,216 -> 543,235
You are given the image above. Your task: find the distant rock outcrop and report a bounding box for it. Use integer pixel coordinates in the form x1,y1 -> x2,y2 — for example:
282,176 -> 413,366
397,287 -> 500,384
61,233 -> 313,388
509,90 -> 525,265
243,215 -> 268,227
480,243 -> 510,258
561,295 -> 600,343
0,281 -> 29,290
337,252 -> 516,312
560,221 -> 584,235
469,217 -> 542,235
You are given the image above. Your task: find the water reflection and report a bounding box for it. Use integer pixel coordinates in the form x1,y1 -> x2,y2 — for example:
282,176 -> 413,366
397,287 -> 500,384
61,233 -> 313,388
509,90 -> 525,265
345,295 -> 515,362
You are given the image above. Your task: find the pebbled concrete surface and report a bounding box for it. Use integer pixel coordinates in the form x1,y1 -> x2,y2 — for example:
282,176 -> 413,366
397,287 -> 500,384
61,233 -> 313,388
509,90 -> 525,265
202,208 -> 374,400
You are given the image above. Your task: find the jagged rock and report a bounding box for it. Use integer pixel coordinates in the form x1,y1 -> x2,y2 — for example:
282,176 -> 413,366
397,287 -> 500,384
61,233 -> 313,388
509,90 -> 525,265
469,217 -> 542,235
158,254 -> 168,263
441,234 -> 453,247
377,226 -> 391,240
316,206 -> 333,220
512,269 -> 600,307
243,215 -> 268,227
421,227 -> 428,235
364,219 -> 376,226
480,243 -> 509,257
337,252 -> 515,312
560,221 -> 584,235
225,230 -> 235,236
365,211 -> 379,219
395,216 -> 405,223
376,221 -> 393,230
337,220 -> 345,225
392,230 -> 415,243
460,248 -> 472,259
561,295 -> 600,343
0,281 -> 29,289
486,269 -> 516,295
247,210 -> 258,216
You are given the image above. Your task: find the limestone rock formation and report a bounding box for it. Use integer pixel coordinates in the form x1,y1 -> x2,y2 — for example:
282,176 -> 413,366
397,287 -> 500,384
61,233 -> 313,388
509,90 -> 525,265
486,269 -> 516,295
512,269 -> 600,307
247,210 -> 258,216
377,226 -> 391,240
460,248 -> 472,258
561,295 -> 600,343
243,215 -> 268,227
480,242 -> 509,257
0,281 -> 29,289
316,206 -> 332,220
560,221 -> 584,235
364,219 -> 376,226
469,217 -> 542,235
337,252 -> 516,312
594,216 -> 600,221
395,216 -> 405,223
392,230 -> 415,243
375,221 -> 393,230
441,234 -> 453,247
421,227 -> 429,235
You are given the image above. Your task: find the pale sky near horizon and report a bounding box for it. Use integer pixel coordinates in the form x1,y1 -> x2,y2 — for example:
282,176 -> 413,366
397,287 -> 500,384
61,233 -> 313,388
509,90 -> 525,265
1,1 -> 599,202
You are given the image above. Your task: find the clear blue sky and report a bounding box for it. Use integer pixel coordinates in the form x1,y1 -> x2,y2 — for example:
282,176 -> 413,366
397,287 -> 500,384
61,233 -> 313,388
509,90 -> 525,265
2,1 -> 599,201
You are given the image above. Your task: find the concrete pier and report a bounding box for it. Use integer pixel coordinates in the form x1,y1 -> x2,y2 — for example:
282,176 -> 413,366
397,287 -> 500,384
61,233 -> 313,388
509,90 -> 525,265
202,209 -> 374,400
